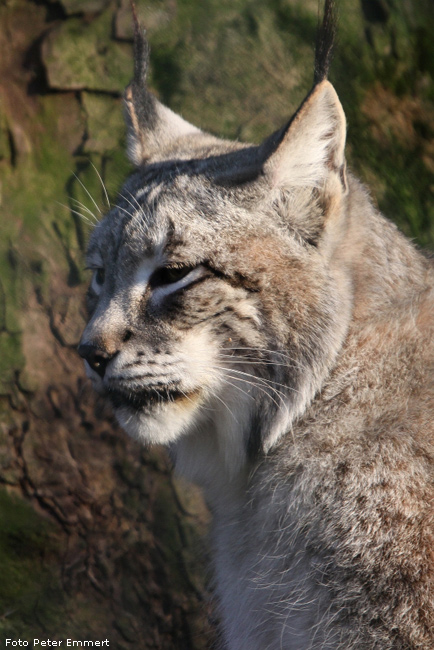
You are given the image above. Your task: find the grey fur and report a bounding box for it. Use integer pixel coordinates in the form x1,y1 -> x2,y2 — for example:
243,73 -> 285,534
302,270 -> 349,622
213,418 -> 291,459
79,3 -> 434,648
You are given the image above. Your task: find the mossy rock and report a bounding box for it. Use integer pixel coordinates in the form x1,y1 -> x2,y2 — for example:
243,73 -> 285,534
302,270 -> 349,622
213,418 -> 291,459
42,12 -> 132,92
0,333 -> 24,395
0,489 -> 64,637
82,93 -> 125,153
59,0 -> 111,16
0,114 -> 10,162
115,0 -> 176,41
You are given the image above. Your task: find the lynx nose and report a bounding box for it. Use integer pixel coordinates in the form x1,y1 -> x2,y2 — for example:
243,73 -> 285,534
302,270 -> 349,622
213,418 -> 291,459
78,343 -> 115,378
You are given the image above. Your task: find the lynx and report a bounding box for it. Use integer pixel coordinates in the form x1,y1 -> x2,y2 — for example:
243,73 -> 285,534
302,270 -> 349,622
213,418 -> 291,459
78,2 -> 434,648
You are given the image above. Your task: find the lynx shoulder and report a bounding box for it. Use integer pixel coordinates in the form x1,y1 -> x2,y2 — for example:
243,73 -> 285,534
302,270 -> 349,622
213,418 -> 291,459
78,1 -> 434,648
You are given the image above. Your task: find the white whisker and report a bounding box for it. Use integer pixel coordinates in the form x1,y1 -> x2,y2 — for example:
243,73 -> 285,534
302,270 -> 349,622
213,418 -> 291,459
221,370 -> 289,414
202,364 -> 290,415
90,161 -> 111,209
73,172 -> 102,215
221,346 -> 299,364
69,197 -> 99,223
218,354 -> 297,370
56,201 -> 94,226
213,364 -> 300,396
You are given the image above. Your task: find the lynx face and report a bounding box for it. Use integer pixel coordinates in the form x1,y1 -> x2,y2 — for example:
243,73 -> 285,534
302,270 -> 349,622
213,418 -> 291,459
79,19 -> 351,474
81,142 -> 350,471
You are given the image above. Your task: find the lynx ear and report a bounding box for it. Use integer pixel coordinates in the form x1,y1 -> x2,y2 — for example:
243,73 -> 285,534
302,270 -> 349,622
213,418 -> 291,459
262,80 -> 347,191
124,16 -> 200,165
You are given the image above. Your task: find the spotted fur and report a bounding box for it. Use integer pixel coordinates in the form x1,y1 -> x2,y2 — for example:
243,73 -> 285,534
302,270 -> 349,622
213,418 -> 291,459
79,1 -> 434,648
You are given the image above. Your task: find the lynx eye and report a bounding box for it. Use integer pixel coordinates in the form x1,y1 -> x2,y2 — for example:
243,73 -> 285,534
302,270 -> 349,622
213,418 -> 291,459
149,265 -> 195,289
95,268 -> 105,284
90,267 -> 105,295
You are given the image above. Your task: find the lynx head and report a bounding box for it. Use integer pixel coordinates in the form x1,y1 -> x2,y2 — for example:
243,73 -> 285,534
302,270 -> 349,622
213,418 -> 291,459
79,2 -> 351,482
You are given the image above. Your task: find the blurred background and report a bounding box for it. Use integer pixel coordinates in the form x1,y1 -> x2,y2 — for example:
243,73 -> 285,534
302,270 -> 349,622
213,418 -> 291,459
0,0 -> 433,648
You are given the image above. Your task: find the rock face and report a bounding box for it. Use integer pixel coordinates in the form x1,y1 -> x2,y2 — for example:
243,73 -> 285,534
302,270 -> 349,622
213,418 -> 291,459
42,14 -> 132,92
0,0 -> 432,647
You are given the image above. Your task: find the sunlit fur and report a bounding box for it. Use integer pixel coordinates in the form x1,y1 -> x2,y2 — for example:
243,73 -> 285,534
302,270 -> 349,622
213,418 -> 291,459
79,8 -> 434,649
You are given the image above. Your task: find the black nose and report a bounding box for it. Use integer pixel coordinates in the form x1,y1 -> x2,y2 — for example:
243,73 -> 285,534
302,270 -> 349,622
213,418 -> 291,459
78,343 -> 115,378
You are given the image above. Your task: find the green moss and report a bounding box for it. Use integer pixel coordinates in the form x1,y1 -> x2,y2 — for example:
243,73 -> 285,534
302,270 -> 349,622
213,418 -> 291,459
0,99 -> 84,388
0,113 -> 10,162
0,489 -> 64,636
328,0 -> 434,248
60,0 -> 110,15
42,12 -> 132,93
0,333 -> 23,394
0,491 -> 114,640
0,102 -> 82,368
82,93 -> 125,154
0,68 -> 134,389
147,0 -> 314,142
1,97 -> 80,246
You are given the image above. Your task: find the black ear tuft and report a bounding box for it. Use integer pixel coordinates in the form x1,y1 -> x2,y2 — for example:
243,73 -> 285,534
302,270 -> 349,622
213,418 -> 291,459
123,3 -> 201,165
314,0 -> 338,85
131,2 -> 151,88
124,2 -> 158,160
